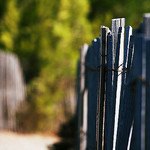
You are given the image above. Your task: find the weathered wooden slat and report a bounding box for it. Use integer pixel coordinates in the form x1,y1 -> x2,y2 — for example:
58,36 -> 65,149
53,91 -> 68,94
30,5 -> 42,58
96,26 -> 110,150
106,18 -> 125,150
116,31 -> 134,150
113,19 -> 125,150
124,26 -> 133,70
107,28 -> 121,150
125,36 -> 134,150
145,38 -> 150,150
104,34 -> 113,150
76,60 -> 81,150
130,35 -> 143,150
111,19 -> 121,66
86,38 -> 100,150
144,13 -> 150,150
78,44 -> 88,150
115,26 -> 132,149
143,13 -> 150,37
126,36 -> 134,74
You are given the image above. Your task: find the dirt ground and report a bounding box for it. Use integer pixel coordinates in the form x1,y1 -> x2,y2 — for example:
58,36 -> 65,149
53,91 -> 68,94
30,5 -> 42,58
0,131 -> 59,150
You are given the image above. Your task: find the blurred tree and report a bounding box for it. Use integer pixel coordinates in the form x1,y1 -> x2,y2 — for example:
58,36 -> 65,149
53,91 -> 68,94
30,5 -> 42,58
14,0 -> 93,132
0,0 -> 19,50
88,0 -> 150,35
0,0 -> 8,19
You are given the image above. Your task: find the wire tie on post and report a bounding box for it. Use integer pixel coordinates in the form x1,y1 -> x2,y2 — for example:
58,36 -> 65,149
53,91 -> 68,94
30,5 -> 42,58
100,54 -> 107,57
85,63 -> 100,72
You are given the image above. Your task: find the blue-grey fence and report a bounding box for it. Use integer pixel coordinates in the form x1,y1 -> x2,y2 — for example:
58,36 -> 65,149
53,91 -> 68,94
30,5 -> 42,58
76,13 -> 150,150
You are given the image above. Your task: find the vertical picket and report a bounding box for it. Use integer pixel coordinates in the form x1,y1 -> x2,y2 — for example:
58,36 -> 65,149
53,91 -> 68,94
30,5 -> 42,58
124,26 -> 133,72
115,26 -> 133,150
130,35 -> 143,150
86,38 -> 100,150
111,19 -> 120,69
145,38 -> 150,150
76,59 -> 80,150
81,44 -> 89,150
116,33 -> 135,150
126,36 -> 135,150
77,44 -> 88,150
96,26 -> 110,150
106,18 -> 125,150
108,28 -> 121,150
113,18 -> 125,150
104,34 -> 113,150
144,13 -> 150,150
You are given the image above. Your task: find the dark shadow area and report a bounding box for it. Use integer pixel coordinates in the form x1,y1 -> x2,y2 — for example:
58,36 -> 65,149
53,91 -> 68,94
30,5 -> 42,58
48,116 -> 75,150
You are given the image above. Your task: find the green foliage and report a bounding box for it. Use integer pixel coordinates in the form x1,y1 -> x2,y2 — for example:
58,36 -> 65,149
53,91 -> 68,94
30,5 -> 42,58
14,0 -> 92,131
88,0 -> 150,36
0,0 -> 19,50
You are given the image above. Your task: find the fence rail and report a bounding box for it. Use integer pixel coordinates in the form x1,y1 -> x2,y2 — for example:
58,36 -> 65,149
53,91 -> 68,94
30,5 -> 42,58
76,13 -> 150,150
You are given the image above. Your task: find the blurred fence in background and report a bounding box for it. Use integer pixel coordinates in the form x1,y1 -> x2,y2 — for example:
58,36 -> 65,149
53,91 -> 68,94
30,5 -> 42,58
76,13 -> 150,150
0,51 -> 26,131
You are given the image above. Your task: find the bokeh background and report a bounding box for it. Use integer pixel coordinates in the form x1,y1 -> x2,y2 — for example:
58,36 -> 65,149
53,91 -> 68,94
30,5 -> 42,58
0,0 -> 149,134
